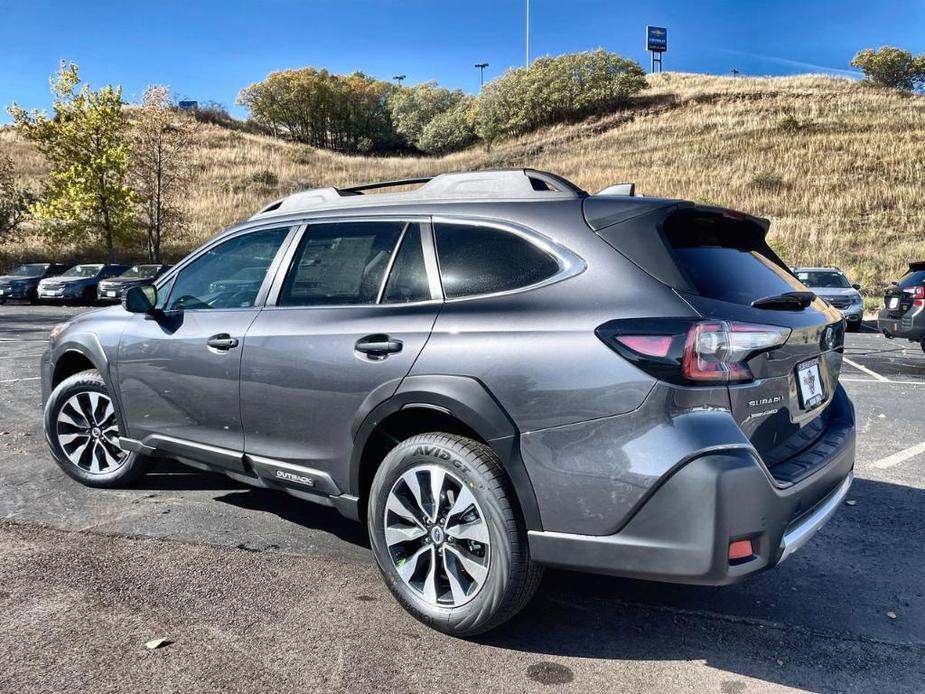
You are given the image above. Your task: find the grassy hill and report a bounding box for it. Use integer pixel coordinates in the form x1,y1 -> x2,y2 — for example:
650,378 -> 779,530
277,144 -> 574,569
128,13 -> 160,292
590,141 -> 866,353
3,72 -> 924,293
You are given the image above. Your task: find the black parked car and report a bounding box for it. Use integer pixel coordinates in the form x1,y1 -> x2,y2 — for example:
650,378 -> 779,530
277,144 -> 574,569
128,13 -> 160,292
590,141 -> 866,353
0,263 -> 70,304
37,264 -> 130,305
879,261 -> 925,352
97,264 -> 171,303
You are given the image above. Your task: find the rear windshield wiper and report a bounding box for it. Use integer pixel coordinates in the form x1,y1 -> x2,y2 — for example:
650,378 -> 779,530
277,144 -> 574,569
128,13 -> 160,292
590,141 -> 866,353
751,291 -> 815,310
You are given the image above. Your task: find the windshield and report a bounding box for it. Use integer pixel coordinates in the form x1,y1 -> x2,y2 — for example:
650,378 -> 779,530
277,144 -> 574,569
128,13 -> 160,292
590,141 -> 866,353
794,271 -> 851,289
7,264 -> 47,277
60,264 -> 103,278
119,265 -> 160,279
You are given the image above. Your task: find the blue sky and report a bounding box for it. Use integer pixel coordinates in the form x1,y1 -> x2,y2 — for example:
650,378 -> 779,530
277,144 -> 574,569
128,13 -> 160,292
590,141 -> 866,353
1,0 -> 921,122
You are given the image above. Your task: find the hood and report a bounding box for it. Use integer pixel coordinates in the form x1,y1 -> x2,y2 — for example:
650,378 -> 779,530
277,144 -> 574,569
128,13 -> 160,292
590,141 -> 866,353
809,287 -> 860,299
0,275 -> 34,284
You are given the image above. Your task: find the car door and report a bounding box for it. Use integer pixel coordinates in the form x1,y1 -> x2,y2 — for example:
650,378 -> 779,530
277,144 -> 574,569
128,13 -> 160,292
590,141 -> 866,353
116,225 -> 295,470
240,218 -> 442,491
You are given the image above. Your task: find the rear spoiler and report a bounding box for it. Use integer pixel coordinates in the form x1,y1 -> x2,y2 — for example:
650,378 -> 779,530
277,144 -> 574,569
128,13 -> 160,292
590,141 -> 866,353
596,183 -> 638,197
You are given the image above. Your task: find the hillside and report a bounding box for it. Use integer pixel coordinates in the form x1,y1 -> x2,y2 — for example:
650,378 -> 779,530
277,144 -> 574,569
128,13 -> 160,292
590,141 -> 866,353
3,73 -> 924,291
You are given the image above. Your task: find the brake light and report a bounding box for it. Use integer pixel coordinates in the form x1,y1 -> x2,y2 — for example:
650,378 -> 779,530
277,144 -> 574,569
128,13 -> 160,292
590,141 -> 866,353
682,321 -> 790,383
596,318 -> 791,386
913,286 -> 925,307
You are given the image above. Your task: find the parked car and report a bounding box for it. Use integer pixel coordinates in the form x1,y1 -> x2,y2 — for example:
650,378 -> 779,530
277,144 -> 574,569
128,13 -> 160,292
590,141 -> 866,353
37,264 -> 130,305
878,261 -> 925,352
40,170 -> 855,636
97,264 -> 171,303
792,266 -> 864,331
0,263 -> 70,304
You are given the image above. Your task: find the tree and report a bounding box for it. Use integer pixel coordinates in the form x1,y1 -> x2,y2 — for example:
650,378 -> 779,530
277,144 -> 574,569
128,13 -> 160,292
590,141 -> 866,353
130,85 -> 195,262
7,62 -> 134,262
418,96 -> 479,154
388,81 -> 465,149
0,150 -> 33,240
850,46 -> 925,91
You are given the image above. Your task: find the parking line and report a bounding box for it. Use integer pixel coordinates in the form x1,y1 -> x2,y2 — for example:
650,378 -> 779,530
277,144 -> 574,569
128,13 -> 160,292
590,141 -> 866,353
0,376 -> 40,384
841,378 -> 925,385
842,357 -> 890,382
872,442 -> 925,469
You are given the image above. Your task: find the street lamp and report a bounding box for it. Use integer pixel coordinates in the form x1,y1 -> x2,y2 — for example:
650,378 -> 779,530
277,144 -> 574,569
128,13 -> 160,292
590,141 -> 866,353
525,0 -> 530,67
474,63 -> 489,89
393,74 -> 406,85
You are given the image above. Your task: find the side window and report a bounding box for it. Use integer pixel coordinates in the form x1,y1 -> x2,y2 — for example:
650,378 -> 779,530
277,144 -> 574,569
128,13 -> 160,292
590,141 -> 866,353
279,221 -> 405,306
383,224 -> 431,303
434,222 -> 560,299
166,227 -> 289,311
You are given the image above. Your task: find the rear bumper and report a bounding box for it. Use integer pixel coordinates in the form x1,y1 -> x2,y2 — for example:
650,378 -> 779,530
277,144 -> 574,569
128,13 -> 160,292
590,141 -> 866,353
878,308 -> 925,341
528,424 -> 855,585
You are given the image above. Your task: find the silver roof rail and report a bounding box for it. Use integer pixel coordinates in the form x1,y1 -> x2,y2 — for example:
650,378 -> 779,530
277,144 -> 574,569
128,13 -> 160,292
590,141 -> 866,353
249,169 -> 586,219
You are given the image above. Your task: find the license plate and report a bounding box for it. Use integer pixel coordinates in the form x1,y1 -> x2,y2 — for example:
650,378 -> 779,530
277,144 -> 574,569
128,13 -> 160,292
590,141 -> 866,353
0,290 -> 5,296
797,359 -> 825,409
888,297 -> 899,309
106,291 -> 116,297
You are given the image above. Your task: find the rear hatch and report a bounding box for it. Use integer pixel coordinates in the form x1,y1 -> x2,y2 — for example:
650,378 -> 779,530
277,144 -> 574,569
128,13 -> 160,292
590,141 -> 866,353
883,264 -> 925,318
588,200 -> 845,482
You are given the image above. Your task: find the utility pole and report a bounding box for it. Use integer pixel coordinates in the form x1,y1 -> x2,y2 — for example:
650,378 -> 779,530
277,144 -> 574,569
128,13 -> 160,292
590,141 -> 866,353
475,63 -> 489,89
393,74 -> 406,86
525,0 -> 530,68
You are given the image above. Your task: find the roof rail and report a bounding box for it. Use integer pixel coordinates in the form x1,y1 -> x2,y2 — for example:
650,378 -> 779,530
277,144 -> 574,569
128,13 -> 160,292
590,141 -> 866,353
249,169 -> 586,219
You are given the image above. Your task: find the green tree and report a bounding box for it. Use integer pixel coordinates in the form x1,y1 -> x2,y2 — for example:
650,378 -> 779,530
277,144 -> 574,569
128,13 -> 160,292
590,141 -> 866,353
130,85 -> 195,263
418,96 -> 479,154
0,150 -> 33,240
388,81 -> 465,149
850,46 -> 925,91
7,62 -> 135,261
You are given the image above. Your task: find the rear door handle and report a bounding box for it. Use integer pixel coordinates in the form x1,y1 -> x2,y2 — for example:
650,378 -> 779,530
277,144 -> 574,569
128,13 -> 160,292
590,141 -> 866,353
207,333 -> 239,350
355,334 -> 403,358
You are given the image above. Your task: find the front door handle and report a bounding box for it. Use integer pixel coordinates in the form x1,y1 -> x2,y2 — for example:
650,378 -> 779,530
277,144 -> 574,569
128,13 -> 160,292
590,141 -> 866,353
355,334 -> 403,358
207,333 -> 239,350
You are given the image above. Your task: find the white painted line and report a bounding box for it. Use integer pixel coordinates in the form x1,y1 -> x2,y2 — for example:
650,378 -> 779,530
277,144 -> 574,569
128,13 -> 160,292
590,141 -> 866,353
0,376 -> 40,384
842,357 -> 890,382
841,378 -> 925,385
873,442 -> 925,469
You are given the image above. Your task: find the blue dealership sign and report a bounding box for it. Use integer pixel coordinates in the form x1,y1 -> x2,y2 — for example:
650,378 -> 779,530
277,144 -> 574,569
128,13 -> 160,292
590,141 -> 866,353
647,26 -> 667,52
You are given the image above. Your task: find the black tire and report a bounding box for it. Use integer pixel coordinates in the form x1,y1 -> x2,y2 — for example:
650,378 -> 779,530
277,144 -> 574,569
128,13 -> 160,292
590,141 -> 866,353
368,433 -> 543,637
81,286 -> 96,306
44,369 -> 149,488
27,288 -> 38,305
846,322 -> 860,333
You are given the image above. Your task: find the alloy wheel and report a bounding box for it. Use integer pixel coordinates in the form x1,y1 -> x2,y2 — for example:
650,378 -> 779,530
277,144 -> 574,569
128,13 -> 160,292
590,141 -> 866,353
384,464 -> 491,608
56,391 -> 126,474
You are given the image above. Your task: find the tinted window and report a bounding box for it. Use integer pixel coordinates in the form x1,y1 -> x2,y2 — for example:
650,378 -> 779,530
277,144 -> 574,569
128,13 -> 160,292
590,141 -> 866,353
279,221 -> 405,306
434,223 -> 560,299
61,264 -> 103,278
383,225 -> 431,303
663,211 -> 804,306
898,271 -> 925,289
794,271 -> 850,289
166,227 -> 289,310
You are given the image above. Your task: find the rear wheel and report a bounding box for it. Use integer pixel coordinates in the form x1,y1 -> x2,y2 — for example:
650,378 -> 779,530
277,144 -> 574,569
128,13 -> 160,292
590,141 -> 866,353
368,433 -> 542,637
44,369 -> 149,487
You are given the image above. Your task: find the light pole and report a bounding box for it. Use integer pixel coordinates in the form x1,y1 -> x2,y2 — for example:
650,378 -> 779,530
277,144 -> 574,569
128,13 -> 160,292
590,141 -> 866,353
525,0 -> 530,68
393,74 -> 406,86
475,63 -> 489,89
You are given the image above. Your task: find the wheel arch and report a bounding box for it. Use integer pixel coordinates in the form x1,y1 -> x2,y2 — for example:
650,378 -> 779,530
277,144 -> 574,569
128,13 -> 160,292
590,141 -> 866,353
348,374 -> 543,531
49,338 -> 128,436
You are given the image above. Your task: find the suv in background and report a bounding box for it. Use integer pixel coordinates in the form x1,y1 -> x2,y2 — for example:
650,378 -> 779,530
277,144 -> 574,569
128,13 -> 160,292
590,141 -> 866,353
37,264 -> 130,305
0,263 -> 70,304
40,170 -> 855,636
879,261 -> 925,352
793,267 -> 863,331
97,264 -> 171,303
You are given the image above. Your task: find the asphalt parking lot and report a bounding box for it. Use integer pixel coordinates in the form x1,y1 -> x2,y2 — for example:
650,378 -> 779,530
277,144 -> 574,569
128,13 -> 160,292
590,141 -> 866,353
1,304 -> 924,693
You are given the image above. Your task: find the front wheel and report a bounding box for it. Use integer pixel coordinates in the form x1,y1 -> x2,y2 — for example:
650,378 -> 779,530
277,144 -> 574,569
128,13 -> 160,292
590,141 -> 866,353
368,433 -> 542,637
44,369 -> 149,487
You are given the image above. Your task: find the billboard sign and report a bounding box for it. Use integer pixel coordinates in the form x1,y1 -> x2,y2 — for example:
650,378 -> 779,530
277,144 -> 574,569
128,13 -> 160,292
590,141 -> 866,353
646,26 -> 667,53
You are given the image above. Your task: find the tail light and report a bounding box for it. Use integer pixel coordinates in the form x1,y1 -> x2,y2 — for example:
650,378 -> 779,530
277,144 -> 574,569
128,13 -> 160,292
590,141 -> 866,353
597,318 -> 791,385
910,286 -> 925,307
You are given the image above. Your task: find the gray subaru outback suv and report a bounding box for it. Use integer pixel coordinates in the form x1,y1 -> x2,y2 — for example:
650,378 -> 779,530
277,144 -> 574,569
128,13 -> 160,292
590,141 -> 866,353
41,170 -> 855,635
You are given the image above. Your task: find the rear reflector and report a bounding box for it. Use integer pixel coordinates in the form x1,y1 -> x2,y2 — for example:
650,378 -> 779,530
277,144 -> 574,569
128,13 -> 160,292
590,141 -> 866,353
728,539 -> 754,561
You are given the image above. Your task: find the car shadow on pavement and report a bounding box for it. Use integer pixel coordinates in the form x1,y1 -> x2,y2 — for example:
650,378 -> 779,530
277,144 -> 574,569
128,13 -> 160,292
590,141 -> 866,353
477,477 -> 925,691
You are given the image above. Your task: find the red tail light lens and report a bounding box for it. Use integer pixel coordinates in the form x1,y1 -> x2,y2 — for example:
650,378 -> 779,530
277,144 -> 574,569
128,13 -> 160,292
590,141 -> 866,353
682,321 -> 790,383
911,286 -> 925,307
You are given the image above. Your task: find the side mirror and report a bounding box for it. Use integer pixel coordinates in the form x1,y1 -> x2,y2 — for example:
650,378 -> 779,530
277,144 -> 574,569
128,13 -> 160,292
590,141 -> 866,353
852,283 -> 861,290
122,284 -> 158,314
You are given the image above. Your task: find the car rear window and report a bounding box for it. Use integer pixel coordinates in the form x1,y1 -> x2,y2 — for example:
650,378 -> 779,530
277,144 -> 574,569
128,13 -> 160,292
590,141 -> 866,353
434,223 -> 560,299
898,270 -> 925,289
663,210 -> 804,306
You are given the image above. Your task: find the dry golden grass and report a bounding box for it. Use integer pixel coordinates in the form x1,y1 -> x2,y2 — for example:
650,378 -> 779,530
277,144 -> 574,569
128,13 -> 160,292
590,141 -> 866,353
3,72 -> 924,291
